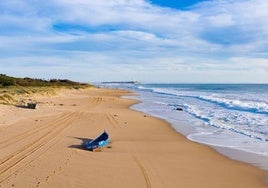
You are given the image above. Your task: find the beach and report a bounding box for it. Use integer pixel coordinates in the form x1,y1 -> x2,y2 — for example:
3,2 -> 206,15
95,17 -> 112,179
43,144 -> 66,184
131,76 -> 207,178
0,87 -> 267,188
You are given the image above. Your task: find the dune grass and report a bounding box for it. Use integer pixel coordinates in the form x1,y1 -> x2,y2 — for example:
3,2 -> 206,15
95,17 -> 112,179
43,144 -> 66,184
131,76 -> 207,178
0,74 -> 92,105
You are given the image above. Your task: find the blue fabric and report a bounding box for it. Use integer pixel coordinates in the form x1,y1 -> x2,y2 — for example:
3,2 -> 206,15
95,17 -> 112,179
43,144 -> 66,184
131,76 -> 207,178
84,131 -> 109,151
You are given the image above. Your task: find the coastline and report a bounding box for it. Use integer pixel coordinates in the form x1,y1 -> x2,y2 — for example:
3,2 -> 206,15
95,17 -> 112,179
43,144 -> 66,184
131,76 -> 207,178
130,97 -> 268,172
0,87 -> 267,187
123,83 -> 268,173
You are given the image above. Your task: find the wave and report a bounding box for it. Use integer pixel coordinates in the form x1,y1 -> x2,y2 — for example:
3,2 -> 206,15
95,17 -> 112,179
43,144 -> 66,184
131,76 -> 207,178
138,86 -> 268,142
176,102 -> 268,142
149,87 -> 268,114
123,84 -> 268,170
196,95 -> 268,114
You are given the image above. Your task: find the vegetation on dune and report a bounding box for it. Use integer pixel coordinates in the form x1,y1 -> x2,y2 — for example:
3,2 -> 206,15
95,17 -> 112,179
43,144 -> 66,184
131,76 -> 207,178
0,94 -> 17,105
0,74 -> 90,88
0,74 -> 92,105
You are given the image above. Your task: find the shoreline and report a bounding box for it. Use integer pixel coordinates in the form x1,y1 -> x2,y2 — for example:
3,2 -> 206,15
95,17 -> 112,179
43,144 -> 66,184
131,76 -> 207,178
131,100 -> 268,172
126,88 -> 268,173
0,87 -> 267,187
214,146 -> 268,172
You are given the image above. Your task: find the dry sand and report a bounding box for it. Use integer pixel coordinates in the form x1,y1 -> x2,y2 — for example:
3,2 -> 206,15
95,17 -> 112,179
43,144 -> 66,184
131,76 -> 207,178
0,87 -> 267,188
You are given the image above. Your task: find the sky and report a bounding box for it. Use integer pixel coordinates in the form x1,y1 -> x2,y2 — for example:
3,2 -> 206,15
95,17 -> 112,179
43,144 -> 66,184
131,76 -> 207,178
0,0 -> 268,83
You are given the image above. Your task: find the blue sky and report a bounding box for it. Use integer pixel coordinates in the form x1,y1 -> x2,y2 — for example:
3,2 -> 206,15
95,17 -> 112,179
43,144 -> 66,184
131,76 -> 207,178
149,0 -> 209,9
0,0 -> 268,83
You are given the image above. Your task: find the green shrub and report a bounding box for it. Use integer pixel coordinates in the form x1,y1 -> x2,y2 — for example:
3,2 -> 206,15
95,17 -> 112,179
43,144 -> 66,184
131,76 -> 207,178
0,74 -> 91,88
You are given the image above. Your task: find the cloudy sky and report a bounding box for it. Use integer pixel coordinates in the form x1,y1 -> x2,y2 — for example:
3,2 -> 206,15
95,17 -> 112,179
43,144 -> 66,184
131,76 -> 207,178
0,0 -> 268,83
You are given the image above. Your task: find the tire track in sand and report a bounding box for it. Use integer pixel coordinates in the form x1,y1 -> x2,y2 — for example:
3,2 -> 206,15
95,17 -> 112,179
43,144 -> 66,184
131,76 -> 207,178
0,112 -> 75,149
90,97 -> 102,106
105,113 -> 121,128
133,156 -> 151,188
0,111 -> 84,184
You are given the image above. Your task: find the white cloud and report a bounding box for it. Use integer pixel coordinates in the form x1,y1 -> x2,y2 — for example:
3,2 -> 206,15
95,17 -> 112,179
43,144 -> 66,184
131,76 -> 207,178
207,14 -> 234,27
0,0 -> 268,82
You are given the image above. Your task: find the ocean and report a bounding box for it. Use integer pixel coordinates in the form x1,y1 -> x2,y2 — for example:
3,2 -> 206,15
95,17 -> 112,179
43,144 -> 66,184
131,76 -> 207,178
100,83 -> 268,171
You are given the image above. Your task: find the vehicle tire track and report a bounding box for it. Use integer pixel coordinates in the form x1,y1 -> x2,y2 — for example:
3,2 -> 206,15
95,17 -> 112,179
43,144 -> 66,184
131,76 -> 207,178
0,112 -> 75,149
90,97 -> 102,106
0,111 -> 83,183
133,156 -> 151,188
105,113 -> 121,128
0,112 -> 77,182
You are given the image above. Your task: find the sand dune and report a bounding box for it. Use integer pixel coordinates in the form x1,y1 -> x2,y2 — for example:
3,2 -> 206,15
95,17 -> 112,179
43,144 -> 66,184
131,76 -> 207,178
0,88 -> 267,188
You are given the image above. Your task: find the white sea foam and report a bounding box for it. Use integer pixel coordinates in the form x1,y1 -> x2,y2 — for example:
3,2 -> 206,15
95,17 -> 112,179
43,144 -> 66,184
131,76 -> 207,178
198,95 -> 268,113
152,87 -> 268,114
187,131 -> 268,156
101,83 -> 268,170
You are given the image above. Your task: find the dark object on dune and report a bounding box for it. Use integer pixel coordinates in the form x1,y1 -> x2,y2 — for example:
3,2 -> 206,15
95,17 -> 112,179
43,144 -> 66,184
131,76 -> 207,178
27,103 -> 37,109
176,107 -> 183,111
83,131 -> 109,152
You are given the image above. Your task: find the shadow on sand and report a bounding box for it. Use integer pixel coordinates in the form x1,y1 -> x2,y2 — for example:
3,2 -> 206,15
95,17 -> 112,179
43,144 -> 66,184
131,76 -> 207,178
15,103 -> 37,109
68,137 -> 93,150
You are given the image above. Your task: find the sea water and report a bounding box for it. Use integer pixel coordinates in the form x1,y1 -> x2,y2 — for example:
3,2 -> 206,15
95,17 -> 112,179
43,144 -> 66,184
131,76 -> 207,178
100,83 -> 268,171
